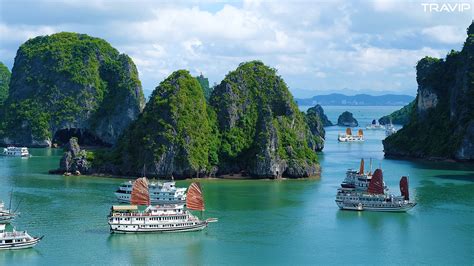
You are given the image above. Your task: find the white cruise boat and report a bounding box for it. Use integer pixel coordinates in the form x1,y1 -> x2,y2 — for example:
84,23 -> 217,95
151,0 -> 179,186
108,178 -> 217,233
335,162 -> 416,212
385,123 -> 397,137
115,180 -> 186,205
0,224 -> 43,250
2,147 -> 30,157
338,128 -> 364,142
0,202 -> 17,224
366,119 -> 384,130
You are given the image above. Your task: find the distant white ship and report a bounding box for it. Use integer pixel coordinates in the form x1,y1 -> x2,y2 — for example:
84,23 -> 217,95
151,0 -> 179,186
0,224 -> 43,250
115,180 -> 186,205
2,147 -> 30,157
338,128 -> 364,142
385,123 -> 397,137
366,119 -> 384,130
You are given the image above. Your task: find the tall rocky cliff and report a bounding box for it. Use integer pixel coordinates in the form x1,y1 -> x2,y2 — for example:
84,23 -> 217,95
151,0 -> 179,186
383,22 -> 474,160
210,61 -> 319,178
109,70 -> 218,178
0,32 -> 145,147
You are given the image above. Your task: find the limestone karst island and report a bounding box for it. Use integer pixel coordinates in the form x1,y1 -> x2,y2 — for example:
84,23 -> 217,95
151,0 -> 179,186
0,1 -> 472,265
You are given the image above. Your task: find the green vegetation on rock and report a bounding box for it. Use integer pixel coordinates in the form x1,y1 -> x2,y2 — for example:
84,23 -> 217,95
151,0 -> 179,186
112,70 -> 217,178
0,32 -> 145,147
211,61 -> 319,178
196,74 -> 212,101
304,106 -> 326,151
379,100 -> 415,125
383,22 -> 474,160
337,111 -> 358,127
0,62 -> 10,106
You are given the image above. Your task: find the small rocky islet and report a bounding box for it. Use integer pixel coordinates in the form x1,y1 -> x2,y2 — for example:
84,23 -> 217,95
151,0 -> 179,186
0,32 -> 327,179
337,111 -> 358,127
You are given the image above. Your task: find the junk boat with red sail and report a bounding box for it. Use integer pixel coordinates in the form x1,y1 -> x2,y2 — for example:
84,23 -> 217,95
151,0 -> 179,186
336,159 -> 416,212
108,178 -> 217,233
338,128 -> 364,142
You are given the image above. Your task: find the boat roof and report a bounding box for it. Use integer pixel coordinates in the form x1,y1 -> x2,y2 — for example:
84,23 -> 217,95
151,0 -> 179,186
0,224 -> 5,230
112,205 -> 138,211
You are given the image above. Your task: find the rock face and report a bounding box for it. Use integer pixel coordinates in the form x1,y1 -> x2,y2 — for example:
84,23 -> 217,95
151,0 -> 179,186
384,22 -> 474,160
196,74 -> 212,101
113,70 -> 218,178
304,105 -> 326,151
379,100 -> 415,125
50,137 -> 90,174
0,32 -> 145,147
210,61 -> 319,178
337,111 -> 358,127
309,104 -> 333,127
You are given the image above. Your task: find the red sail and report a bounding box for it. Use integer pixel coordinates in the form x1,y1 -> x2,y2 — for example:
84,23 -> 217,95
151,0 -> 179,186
400,176 -> 409,200
368,169 -> 384,194
186,182 -> 205,211
359,158 -> 364,174
358,129 -> 363,136
130,177 -> 150,206
346,128 -> 352,136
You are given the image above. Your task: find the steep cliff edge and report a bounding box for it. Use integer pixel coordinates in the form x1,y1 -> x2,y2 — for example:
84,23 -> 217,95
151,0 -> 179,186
383,22 -> 474,160
0,32 -> 145,147
210,61 -> 319,178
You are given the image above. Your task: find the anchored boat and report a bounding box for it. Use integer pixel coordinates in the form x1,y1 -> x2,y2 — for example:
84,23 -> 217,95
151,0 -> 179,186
0,224 -> 43,250
114,180 -> 186,205
385,123 -> 397,137
0,201 -> 17,224
366,119 -> 384,130
338,128 -> 364,142
2,147 -> 30,157
108,178 -> 217,233
336,159 -> 416,212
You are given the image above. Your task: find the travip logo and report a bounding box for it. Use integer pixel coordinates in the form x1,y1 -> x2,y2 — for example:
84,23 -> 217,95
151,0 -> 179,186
421,2 -> 471,12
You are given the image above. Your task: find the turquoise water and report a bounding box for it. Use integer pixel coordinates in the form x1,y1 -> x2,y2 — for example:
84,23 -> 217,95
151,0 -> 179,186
0,106 -> 473,265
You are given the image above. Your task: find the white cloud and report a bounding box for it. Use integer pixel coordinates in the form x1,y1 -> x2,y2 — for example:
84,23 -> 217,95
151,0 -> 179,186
0,23 -> 56,43
0,0 -> 469,97
422,25 -> 466,44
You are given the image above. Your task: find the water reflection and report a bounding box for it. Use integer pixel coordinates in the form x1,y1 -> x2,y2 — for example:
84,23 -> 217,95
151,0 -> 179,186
107,232 -> 205,265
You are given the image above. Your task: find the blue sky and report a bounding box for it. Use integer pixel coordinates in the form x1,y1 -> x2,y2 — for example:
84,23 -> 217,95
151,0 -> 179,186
0,0 -> 472,98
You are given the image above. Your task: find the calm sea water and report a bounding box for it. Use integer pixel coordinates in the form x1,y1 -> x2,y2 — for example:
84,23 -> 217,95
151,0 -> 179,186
0,106 -> 473,265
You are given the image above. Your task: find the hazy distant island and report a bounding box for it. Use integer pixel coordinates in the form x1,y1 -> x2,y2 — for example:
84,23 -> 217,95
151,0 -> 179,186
0,32 -> 329,179
384,22 -> 474,161
296,93 -> 414,106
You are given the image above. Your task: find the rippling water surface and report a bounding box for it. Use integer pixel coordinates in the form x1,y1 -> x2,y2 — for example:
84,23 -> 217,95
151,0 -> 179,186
0,106 -> 473,265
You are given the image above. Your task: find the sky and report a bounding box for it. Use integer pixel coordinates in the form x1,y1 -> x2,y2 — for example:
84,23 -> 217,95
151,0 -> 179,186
0,0 -> 472,98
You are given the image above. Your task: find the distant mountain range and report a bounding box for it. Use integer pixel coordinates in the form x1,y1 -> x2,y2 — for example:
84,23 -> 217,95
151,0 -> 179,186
295,93 -> 415,106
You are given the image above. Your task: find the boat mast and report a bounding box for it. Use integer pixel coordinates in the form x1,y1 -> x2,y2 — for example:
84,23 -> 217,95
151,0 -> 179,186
369,158 -> 372,174
8,189 -> 13,211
